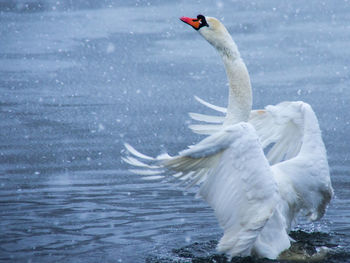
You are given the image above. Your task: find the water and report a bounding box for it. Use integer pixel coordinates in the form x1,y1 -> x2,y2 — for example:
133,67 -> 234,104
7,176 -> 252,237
0,0 -> 349,262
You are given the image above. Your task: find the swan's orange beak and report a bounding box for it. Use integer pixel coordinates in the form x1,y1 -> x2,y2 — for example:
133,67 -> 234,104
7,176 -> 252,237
180,16 -> 201,30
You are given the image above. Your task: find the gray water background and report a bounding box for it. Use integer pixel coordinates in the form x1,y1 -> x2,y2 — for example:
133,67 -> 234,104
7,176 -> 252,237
0,0 -> 349,262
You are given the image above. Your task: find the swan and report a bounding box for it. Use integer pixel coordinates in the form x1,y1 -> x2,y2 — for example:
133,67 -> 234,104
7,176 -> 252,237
123,15 -> 333,260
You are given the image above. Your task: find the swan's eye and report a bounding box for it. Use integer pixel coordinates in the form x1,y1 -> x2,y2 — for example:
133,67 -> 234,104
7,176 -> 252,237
196,15 -> 209,28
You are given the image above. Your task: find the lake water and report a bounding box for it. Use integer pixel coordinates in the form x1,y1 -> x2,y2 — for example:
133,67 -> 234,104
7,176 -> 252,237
0,0 -> 349,262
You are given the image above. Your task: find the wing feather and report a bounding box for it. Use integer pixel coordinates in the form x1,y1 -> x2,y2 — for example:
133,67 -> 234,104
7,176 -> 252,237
189,98 -> 305,165
194,95 -> 227,113
190,123 -> 282,257
189,96 -> 225,135
189,112 -> 225,123
250,103 -> 303,165
271,102 -> 333,222
160,123 -> 283,257
124,123 -> 284,258
188,124 -> 223,135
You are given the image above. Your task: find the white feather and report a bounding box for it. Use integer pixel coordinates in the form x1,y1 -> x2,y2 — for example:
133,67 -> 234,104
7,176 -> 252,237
124,143 -> 155,161
194,95 -> 227,113
190,98 -> 305,165
189,112 -> 225,123
188,124 -> 222,135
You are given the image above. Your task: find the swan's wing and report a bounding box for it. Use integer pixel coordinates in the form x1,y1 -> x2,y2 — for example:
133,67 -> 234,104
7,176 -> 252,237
189,97 -> 304,165
165,123 -> 284,257
270,102 -> 333,222
123,123 -> 243,185
249,102 -> 305,165
123,123 -> 290,258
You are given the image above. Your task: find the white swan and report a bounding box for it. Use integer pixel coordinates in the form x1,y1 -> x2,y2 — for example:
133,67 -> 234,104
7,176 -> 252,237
123,15 -> 333,260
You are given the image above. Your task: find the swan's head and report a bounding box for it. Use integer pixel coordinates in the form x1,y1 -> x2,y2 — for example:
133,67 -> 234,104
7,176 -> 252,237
180,15 -> 238,57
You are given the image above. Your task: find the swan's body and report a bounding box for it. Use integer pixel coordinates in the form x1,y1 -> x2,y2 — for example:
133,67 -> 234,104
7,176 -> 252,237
123,15 -> 333,260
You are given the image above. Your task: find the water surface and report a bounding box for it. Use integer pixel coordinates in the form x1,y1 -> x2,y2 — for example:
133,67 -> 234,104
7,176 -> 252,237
0,0 -> 349,262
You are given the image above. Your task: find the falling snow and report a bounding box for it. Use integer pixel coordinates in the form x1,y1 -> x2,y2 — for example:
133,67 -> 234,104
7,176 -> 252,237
0,0 -> 349,262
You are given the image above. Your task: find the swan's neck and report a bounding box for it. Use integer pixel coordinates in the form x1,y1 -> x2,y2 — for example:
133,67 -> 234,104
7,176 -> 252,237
219,46 -> 252,125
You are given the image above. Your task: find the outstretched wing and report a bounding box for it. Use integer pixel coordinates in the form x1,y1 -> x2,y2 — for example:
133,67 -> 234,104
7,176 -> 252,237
124,123 -> 287,258
188,97 -> 333,219
123,100 -> 332,258
249,102 -> 304,165
270,102 -> 333,222
192,124 -> 282,257
189,97 -> 304,165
